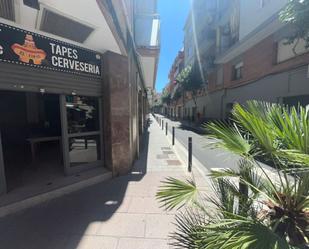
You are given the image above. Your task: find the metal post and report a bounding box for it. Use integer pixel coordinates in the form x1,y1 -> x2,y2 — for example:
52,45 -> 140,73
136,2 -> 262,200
188,137 -> 192,172
162,120 -> 164,130
165,122 -> 168,136
172,127 -> 175,146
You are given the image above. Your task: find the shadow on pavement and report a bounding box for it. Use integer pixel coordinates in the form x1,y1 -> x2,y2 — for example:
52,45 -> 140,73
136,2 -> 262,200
0,119 -> 151,249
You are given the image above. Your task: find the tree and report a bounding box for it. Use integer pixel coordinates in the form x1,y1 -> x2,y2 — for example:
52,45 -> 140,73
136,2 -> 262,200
161,90 -> 171,105
280,0 -> 309,54
176,60 -> 205,108
157,101 -> 309,248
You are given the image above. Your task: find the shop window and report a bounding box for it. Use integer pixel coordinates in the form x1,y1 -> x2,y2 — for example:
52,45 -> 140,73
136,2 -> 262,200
232,61 -> 243,81
66,96 -> 99,134
65,95 -> 102,168
69,135 -> 101,167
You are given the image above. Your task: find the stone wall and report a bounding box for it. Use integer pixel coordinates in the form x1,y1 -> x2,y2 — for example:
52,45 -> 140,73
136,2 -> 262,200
102,51 -> 139,176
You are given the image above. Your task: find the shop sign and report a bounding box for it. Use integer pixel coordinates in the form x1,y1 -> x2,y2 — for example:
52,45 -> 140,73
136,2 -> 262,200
0,22 -> 101,77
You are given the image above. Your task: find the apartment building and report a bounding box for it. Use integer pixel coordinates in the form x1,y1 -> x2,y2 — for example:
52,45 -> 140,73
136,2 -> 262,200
183,0 -> 309,120
168,50 -> 185,118
0,0 -> 159,212
184,13 -> 195,67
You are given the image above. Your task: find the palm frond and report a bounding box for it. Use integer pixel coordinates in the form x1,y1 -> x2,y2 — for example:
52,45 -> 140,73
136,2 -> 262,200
171,209 -> 209,249
208,178 -> 239,216
199,219 -> 292,249
233,102 -> 278,157
205,121 -> 252,157
156,177 -> 198,211
276,149 -> 309,167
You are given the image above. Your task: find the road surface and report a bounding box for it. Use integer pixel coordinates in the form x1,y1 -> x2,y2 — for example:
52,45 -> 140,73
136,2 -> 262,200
155,114 -> 239,171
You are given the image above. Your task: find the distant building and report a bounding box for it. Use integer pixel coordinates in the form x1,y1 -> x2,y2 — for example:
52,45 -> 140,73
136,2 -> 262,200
184,14 -> 195,67
161,50 -> 185,118
182,0 -> 309,120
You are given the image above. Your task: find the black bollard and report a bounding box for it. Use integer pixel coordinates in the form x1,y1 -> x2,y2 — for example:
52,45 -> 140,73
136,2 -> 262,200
188,137 -> 192,172
172,127 -> 175,146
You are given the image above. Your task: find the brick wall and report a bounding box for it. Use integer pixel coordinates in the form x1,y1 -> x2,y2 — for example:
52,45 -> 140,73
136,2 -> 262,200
208,33 -> 309,92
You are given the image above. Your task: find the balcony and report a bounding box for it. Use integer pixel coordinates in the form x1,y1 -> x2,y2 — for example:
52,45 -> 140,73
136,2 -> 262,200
134,13 -> 160,55
133,0 -> 160,89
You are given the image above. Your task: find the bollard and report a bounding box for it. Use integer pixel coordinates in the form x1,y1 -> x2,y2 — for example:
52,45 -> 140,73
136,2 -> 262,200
165,122 -> 168,136
188,137 -> 192,172
172,127 -> 175,146
162,120 -> 164,130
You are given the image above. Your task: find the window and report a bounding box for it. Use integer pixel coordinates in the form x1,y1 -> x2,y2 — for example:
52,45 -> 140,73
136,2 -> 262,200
66,96 -> 99,134
232,61 -> 243,80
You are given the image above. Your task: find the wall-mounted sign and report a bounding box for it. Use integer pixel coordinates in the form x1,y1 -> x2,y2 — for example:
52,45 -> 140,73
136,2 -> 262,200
0,22 -> 101,77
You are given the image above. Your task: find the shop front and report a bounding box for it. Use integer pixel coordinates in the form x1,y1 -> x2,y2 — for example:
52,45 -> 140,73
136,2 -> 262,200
0,22 -> 104,195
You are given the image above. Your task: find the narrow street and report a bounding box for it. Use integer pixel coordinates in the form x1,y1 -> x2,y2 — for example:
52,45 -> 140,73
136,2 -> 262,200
155,114 -> 239,171
0,0 -> 308,248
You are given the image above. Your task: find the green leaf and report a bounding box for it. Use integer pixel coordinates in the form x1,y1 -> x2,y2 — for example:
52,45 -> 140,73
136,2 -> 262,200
156,177 -> 198,210
205,121 -> 252,157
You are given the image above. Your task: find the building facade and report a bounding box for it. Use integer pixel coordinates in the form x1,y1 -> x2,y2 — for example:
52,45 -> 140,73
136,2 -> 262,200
0,0 -> 159,203
181,0 -> 309,121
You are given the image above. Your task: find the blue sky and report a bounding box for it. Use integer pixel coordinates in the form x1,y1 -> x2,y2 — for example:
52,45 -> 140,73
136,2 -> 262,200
155,0 -> 190,93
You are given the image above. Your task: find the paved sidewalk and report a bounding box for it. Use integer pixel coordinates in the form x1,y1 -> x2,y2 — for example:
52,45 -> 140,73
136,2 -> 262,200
0,115 -> 201,249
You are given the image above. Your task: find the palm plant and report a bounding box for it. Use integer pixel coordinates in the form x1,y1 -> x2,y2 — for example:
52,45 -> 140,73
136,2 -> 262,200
157,100 -> 309,248
230,101 -> 309,167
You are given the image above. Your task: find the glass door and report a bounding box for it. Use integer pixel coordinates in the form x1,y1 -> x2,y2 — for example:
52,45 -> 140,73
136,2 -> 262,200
60,95 -> 103,175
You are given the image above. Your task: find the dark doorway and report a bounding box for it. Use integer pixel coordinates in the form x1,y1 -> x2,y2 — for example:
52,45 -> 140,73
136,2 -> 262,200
283,95 -> 309,107
0,91 -> 62,192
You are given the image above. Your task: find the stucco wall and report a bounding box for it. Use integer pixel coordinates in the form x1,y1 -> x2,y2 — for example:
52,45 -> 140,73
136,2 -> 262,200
183,90 -> 225,119
222,66 -> 309,117
239,0 -> 288,40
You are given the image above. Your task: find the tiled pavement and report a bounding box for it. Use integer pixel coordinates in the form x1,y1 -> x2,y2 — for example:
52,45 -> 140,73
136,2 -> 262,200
0,115 -> 207,249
